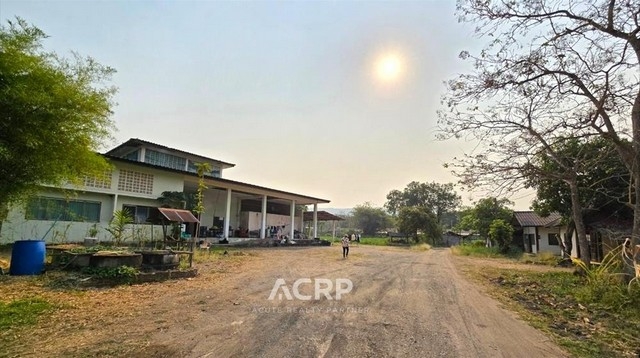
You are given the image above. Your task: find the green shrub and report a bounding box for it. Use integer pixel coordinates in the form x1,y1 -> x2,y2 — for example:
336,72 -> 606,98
81,265 -> 138,280
470,239 -> 487,247
571,245 -> 639,309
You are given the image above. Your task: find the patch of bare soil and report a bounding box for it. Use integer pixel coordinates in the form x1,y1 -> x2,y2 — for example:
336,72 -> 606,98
2,246 -> 569,357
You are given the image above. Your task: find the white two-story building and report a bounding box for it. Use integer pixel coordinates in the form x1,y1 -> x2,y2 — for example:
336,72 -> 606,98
0,138 -> 329,243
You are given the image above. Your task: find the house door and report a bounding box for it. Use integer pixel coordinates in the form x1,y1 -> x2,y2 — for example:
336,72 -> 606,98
525,234 -> 534,253
590,233 -> 604,262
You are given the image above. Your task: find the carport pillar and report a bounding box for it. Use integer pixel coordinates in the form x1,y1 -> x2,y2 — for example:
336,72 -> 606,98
290,200 -> 296,240
313,203 -> 318,239
224,188 -> 232,238
260,195 -> 267,239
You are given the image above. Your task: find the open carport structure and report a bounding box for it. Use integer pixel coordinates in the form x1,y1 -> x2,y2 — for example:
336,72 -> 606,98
303,210 -> 344,239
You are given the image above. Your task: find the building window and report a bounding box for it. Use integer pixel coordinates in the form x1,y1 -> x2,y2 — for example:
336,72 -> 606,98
123,150 -> 139,161
123,205 -> 159,224
145,149 -> 186,171
26,197 -> 101,222
187,161 -> 221,177
117,169 -> 154,195
548,233 -> 560,246
84,171 -> 113,189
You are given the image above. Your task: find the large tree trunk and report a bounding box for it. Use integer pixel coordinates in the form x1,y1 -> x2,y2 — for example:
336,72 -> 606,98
562,219 -> 575,258
569,180 -> 591,265
627,41 -> 640,248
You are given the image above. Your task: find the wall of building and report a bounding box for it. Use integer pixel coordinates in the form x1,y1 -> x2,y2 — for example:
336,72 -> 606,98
241,212 -> 303,235
536,227 -> 563,255
0,162 -> 183,244
198,189 -> 239,233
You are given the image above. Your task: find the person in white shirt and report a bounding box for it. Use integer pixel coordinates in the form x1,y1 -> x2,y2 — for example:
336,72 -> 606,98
341,235 -> 350,258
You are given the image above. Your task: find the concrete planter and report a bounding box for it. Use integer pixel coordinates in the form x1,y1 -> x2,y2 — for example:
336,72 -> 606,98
139,250 -> 180,270
64,252 -> 93,268
90,253 -> 142,268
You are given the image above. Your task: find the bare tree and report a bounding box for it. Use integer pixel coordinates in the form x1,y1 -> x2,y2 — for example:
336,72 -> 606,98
439,1 -> 640,263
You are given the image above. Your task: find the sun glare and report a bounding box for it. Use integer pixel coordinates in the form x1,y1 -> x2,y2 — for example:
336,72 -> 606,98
375,53 -> 404,82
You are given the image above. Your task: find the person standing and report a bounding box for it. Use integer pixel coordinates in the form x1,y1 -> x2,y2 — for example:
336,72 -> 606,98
341,234 -> 350,258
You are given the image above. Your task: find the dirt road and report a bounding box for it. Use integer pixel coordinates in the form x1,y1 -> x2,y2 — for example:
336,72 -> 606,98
147,246 -> 567,358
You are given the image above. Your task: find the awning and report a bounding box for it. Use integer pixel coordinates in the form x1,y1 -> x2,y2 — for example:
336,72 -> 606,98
158,208 -> 200,223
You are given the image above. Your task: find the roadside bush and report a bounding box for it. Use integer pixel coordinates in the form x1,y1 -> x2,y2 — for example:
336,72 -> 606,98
410,243 -> 431,251
571,245 -> 639,309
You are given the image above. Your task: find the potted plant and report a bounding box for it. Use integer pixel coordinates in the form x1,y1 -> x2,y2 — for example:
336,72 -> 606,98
84,224 -> 99,247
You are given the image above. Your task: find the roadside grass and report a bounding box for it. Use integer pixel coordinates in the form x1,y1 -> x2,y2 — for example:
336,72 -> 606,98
359,237 -> 389,246
464,266 -> 640,357
451,244 -> 503,258
321,235 -> 390,246
452,241 -> 560,266
519,251 -> 561,266
410,243 -> 431,251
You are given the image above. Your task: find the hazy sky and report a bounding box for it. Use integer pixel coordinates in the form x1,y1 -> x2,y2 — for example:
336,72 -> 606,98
1,0 -> 536,210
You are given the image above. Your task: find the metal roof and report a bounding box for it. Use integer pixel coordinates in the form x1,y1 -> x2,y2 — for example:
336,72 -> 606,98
105,155 -> 330,205
303,211 -> 344,221
105,138 -> 236,169
513,211 -> 562,227
158,208 -> 200,223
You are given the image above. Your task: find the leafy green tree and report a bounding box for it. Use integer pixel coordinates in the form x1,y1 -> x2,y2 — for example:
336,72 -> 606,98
488,219 -> 514,254
397,206 -> 441,244
530,138 -> 630,217
457,198 -> 513,246
352,202 -> 390,236
0,18 -> 116,211
385,181 -> 461,222
527,138 -> 631,257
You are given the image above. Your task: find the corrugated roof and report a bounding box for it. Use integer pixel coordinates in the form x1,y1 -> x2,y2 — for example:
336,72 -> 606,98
158,208 -> 200,223
303,211 -> 344,221
513,211 -> 562,227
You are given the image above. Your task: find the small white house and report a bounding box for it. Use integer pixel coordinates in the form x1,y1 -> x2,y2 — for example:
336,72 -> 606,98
512,211 -> 565,255
0,138 -> 329,244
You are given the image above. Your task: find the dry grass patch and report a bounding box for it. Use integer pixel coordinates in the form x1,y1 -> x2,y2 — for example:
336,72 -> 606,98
0,249 -> 256,357
456,259 -> 640,358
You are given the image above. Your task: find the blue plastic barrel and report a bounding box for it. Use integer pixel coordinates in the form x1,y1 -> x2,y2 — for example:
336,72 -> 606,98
9,240 -> 46,275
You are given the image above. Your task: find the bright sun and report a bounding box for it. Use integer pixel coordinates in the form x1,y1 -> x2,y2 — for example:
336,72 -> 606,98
375,54 -> 404,82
